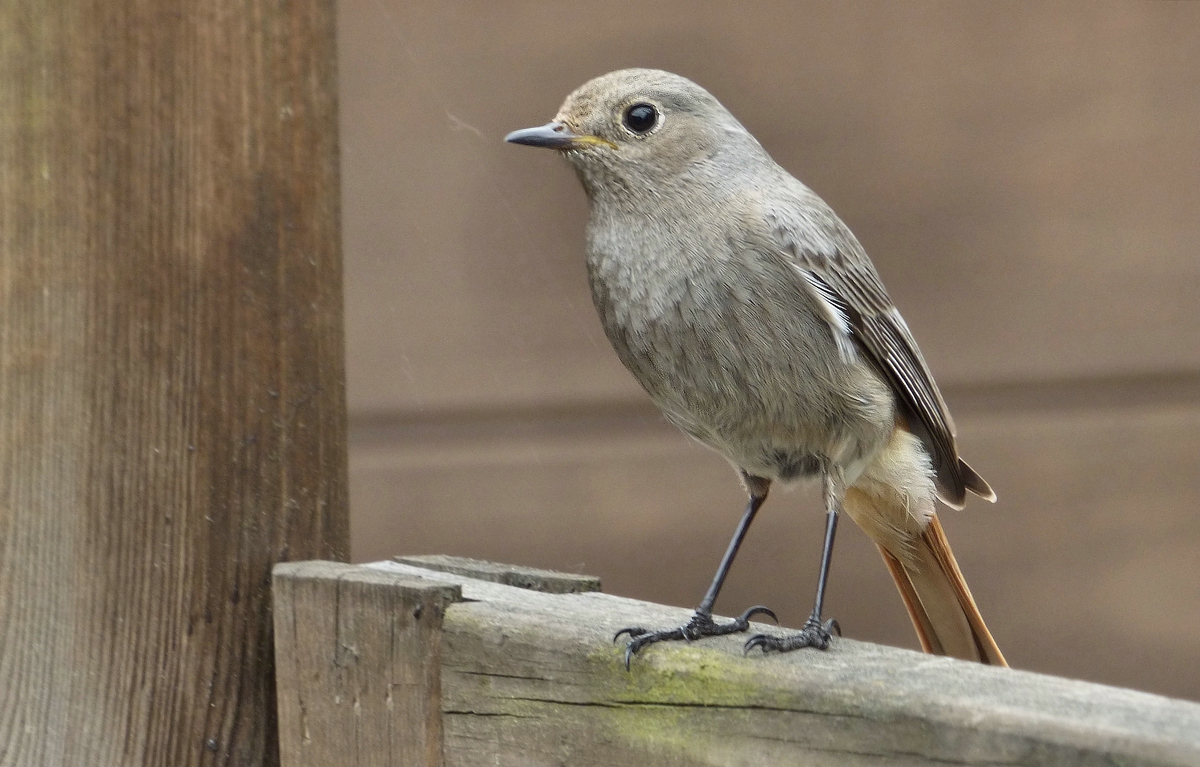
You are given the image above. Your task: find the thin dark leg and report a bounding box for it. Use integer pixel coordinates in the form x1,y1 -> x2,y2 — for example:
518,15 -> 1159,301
809,495 -> 840,622
745,465 -> 843,655
615,474 -> 778,669
696,479 -> 768,614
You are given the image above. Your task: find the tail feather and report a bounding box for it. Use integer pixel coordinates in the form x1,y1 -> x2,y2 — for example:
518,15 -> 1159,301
845,426 -> 1005,665
959,458 -> 997,504
879,516 -> 1006,666
878,547 -> 942,655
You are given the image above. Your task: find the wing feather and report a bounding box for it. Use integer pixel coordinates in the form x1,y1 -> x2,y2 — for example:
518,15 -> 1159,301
793,265 -> 858,365
746,195 -> 991,506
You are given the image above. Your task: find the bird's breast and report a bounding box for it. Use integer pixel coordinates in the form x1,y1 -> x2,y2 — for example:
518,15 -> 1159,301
585,220 -> 895,481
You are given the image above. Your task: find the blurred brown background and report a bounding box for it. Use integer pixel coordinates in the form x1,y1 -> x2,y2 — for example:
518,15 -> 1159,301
337,1 -> 1200,701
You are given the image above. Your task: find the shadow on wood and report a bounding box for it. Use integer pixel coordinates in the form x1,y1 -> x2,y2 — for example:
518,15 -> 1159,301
273,557 -> 1200,767
0,0 -> 347,762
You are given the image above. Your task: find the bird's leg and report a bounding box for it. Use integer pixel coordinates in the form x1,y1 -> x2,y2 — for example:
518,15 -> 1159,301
745,464 -> 844,655
615,474 -> 778,670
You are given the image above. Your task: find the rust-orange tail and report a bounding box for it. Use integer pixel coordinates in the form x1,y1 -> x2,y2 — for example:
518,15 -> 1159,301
877,515 -> 1006,665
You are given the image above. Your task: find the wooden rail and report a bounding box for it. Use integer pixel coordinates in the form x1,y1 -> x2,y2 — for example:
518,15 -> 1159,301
273,557 -> 1200,767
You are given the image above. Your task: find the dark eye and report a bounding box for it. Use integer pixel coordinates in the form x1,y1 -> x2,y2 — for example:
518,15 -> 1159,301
622,103 -> 659,134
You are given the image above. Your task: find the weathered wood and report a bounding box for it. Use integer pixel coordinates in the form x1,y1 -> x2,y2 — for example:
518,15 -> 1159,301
273,562 -> 460,767
0,1 -> 346,765
394,554 -> 601,594
350,398 -> 1200,700
335,559 -> 1200,767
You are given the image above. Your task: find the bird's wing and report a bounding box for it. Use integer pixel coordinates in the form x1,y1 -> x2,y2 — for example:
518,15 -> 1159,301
742,193 -> 991,507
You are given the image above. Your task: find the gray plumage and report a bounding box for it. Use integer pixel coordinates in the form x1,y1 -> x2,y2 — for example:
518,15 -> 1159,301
506,68 -> 1004,665
555,69 -> 991,506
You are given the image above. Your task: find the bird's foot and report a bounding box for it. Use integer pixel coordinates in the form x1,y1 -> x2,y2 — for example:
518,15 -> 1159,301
744,614 -> 841,655
614,605 -> 777,670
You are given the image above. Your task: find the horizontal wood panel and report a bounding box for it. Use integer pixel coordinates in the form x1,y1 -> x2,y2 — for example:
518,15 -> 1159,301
339,0 -> 1200,413
350,401 -> 1200,702
339,0 -> 1200,710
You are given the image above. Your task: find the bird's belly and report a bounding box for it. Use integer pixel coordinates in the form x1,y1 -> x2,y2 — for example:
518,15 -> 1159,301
635,335 -> 897,485
660,384 -> 894,486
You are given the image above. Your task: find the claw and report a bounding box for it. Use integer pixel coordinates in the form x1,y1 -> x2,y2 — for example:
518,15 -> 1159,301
739,605 -> 778,625
827,618 -> 841,637
743,633 -> 771,655
613,626 -> 647,643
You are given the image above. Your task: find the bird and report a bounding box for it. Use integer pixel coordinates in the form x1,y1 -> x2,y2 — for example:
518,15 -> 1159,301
505,68 -> 1006,669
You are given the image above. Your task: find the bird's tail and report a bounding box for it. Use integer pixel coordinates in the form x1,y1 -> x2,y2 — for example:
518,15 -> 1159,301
844,484 -> 1006,666
878,515 -> 1005,665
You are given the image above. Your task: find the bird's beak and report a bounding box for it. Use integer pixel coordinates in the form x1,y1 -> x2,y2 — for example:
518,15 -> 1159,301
504,121 -> 616,150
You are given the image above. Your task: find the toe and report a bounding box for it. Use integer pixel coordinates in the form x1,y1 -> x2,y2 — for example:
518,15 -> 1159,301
743,633 -> 773,655
740,605 -> 778,625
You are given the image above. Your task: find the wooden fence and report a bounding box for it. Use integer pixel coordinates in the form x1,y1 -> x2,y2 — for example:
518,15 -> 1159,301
273,556 -> 1200,767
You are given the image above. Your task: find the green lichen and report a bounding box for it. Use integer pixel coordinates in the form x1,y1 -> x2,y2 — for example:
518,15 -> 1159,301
443,605 -> 814,760
594,642 -> 782,707
584,643 -> 796,760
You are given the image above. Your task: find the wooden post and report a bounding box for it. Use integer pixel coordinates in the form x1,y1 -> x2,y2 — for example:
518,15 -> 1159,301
274,557 -> 1200,767
0,1 -> 347,765
273,563 -> 461,767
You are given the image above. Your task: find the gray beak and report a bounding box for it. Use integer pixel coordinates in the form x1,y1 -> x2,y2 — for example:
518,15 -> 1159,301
504,121 -> 579,149
505,121 -> 615,150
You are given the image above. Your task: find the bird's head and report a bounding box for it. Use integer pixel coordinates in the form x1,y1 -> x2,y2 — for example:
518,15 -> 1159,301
506,69 -> 764,206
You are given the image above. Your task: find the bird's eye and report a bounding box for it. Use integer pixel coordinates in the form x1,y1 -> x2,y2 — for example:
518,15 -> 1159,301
622,103 -> 659,135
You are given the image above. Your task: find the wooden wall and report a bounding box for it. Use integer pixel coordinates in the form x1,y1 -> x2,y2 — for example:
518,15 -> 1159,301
0,1 -> 347,763
337,0 -> 1200,700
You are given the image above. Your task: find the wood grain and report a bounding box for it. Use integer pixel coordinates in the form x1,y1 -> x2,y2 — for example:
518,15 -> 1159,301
350,396 -> 1200,701
273,562 -> 460,767
394,554 -> 601,594
359,560 -> 1200,767
0,1 -> 347,765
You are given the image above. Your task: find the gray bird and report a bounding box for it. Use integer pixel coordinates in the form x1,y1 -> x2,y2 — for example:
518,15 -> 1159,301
506,68 -> 1005,668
